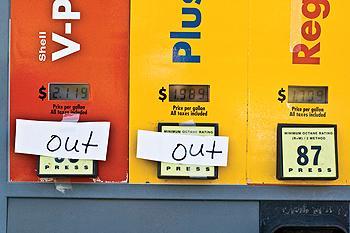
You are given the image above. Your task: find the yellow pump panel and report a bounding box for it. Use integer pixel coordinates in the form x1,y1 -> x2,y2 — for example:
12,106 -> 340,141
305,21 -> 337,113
248,0 -> 350,185
130,0 -> 248,184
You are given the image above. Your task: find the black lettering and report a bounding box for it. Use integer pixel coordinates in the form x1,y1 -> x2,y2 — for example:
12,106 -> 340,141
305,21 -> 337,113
172,144 -> 187,161
189,144 -> 204,157
69,159 -> 79,163
65,137 -> 80,152
55,158 -> 64,163
205,141 -> 223,159
47,135 -> 62,152
81,131 -> 98,154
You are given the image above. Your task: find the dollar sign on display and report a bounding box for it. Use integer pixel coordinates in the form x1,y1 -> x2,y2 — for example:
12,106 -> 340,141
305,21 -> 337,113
38,85 -> 47,101
278,88 -> 286,103
159,87 -> 167,102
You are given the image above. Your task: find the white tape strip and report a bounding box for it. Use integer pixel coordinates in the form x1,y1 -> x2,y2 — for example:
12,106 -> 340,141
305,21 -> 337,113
290,0 -> 303,52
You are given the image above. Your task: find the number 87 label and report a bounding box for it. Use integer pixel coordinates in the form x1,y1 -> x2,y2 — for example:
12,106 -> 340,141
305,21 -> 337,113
277,124 -> 338,180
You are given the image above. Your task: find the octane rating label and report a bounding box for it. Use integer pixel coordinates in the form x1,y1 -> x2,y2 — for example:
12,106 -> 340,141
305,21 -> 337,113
158,124 -> 218,179
277,124 -> 338,180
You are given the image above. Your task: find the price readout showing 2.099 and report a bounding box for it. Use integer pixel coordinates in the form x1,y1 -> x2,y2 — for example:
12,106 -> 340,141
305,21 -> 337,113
49,84 -> 90,101
169,85 -> 210,102
277,124 -> 338,180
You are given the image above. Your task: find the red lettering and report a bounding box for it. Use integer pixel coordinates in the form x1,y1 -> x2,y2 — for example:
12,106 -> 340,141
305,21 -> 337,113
301,21 -> 321,41
292,0 -> 330,64
292,43 -> 321,64
302,0 -> 330,19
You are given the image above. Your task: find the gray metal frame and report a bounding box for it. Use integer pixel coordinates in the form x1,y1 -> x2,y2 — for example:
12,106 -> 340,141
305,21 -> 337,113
2,1 -> 350,233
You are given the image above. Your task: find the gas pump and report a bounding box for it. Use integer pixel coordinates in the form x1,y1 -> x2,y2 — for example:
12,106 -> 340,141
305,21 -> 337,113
10,0 -> 129,182
129,0 -> 248,184
248,0 -> 349,185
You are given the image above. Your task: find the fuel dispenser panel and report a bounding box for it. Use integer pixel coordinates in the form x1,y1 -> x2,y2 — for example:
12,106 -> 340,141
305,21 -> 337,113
248,0 -> 350,185
129,0 -> 248,184
10,0 -> 129,182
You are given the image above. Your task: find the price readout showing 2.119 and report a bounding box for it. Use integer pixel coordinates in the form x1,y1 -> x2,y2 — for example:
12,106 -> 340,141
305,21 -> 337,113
277,124 -> 338,180
49,84 -> 89,101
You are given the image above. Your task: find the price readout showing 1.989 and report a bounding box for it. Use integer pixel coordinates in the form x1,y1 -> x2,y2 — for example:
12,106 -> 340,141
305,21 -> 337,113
49,84 -> 90,101
277,124 -> 338,180
288,86 -> 328,104
169,85 -> 209,102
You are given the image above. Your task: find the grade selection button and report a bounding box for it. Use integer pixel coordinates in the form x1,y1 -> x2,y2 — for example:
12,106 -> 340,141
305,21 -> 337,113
277,124 -> 338,180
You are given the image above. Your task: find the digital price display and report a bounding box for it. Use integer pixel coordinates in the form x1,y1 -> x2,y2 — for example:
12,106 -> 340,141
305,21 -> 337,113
169,85 -> 209,102
49,84 -> 89,101
288,86 -> 328,104
158,123 -> 218,179
277,124 -> 338,180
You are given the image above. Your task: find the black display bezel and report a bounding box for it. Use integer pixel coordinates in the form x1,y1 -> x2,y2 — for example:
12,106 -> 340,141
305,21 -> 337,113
48,83 -> 90,101
168,84 -> 210,102
288,86 -> 328,104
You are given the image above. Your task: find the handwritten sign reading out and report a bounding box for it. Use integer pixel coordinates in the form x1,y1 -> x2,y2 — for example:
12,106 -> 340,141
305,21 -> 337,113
15,119 -> 110,161
137,130 -> 229,166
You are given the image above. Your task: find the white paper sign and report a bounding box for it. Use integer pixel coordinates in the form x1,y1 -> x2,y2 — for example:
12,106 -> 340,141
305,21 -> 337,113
15,119 -> 110,161
137,130 -> 229,166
